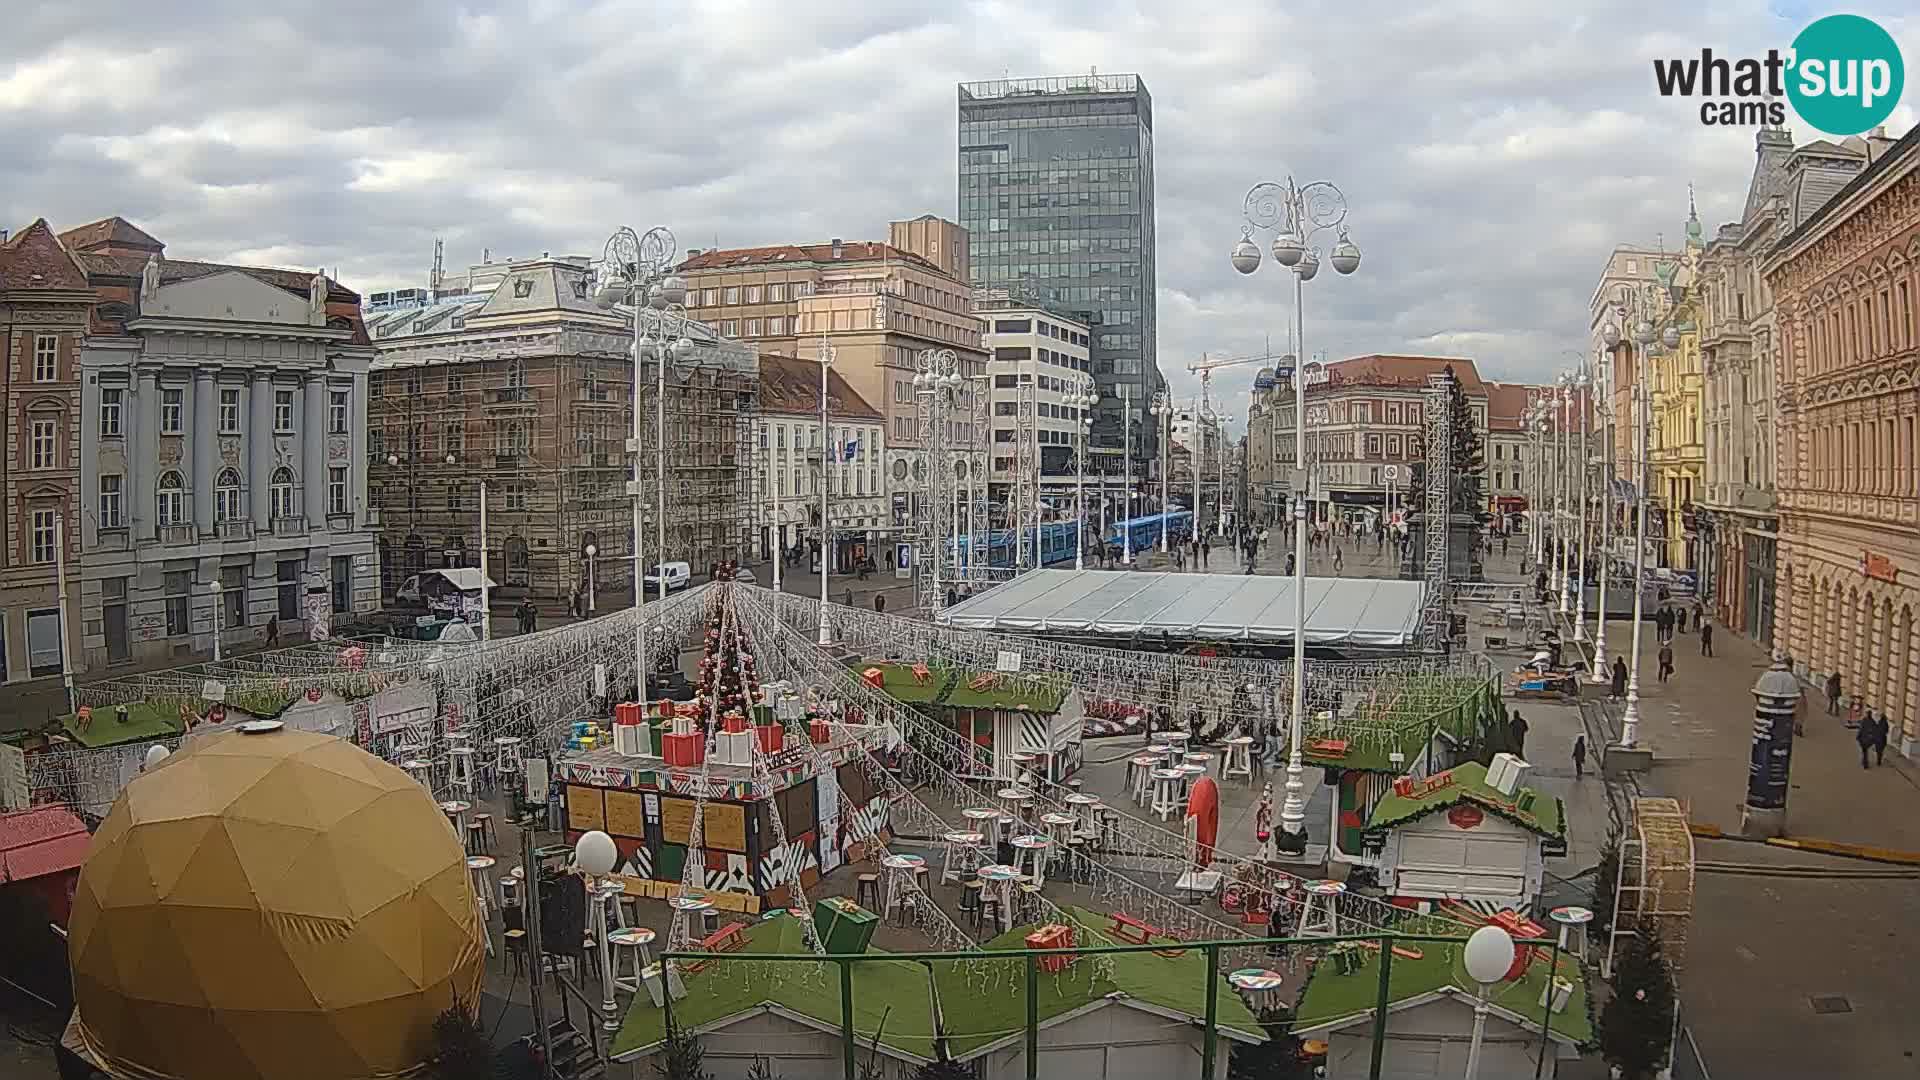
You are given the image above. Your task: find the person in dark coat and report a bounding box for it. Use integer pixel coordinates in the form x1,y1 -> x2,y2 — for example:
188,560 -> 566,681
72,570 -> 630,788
1871,711 -> 1890,766
1610,657 -> 1629,700
873,593 -> 886,614
1699,619 -> 1714,657
1826,672 -> 1843,715
1508,710 -> 1528,757
1572,734 -> 1587,779
1858,712 -> 1877,769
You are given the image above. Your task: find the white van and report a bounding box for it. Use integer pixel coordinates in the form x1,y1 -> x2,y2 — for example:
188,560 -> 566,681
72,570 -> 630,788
643,561 -> 692,594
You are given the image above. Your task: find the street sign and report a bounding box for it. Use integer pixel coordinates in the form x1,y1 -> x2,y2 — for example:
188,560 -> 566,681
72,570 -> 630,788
1384,465 -> 1400,482
995,649 -> 1023,673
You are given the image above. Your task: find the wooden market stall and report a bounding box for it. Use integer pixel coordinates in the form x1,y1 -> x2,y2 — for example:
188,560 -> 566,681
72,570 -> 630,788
860,661 -> 1082,782
1362,756 -> 1568,914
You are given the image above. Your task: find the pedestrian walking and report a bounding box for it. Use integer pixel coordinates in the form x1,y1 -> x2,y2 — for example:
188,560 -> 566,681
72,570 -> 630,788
1678,606 -> 1689,634
1827,671 -> 1843,715
1501,536 -> 1509,559
1202,541 -> 1211,569
1872,711 -> 1890,765
1699,619 -> 1714,657
874,593 -> 886,614
1611,657 -> 1628,700
1657,641 -> 1674,683
1509,710 -> 1529,757
1857,713 -> 1877,769
1332,548 -> 1343,573
1572,734 -> 1587,779
1847,698 -> 1864,730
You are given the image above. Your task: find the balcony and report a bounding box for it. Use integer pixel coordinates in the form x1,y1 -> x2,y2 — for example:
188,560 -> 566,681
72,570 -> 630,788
94,528 -> 129,552
272,515 -> 307,537
218,520 -> 253,541
160,524 -> 195,547
484,387 -> 536,407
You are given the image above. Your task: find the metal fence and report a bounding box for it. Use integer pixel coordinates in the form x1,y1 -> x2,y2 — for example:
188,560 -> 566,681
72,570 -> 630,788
650,931 -> 1569,1080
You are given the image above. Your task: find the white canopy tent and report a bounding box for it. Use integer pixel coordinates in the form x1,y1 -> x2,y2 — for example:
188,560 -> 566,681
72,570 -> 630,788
937,569 -> 1428,648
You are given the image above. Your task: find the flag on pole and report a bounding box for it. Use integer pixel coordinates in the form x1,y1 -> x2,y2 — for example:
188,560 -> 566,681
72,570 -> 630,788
843,436 -> 860,462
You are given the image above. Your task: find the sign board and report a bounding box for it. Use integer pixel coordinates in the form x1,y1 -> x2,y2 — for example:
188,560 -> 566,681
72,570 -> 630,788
895,543 -> 913,579
0,742 -> 27,812
1862,551 -> 1899,584
1384,464 -> 1400,482
525,756 -> 550,804
201,679 -> 227,703
995,650 -> 1023,674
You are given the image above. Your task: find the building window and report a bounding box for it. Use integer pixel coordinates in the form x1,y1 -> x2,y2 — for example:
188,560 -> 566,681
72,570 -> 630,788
271,467 -> 297,520
161,388 -> 184,433
447,371 -> 465,393
29,418 -> 57,469
746,318 -> 762,337
724,286 -> 740,305
277,559 -> 304,622
745,285 -> 761,303
329,390 -> 349,433
446,422 -> 464,453
701,288 -> 719,306
328,467 -> 349,515
99,474 -> 124,528
219,388 -> 241,432
274,389 -> 295,432
504,483 -> 528,511
32,335 -> 57,382
164,571 -> 192,636
26,609 -> 62,678
768,283 -> 786,302
100,388 -> 123,436
221,564 -> 246,628
721,320 -> 737,337
767,316 -> 785,336
215,468 -> 243,522
332,555 -> 352,613
158,471 -> 187,526
29,507 -> 57,564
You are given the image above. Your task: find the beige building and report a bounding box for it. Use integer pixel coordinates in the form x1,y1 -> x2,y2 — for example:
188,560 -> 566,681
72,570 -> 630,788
1699,126 -> 1889,643
1590,245 -> 1667,482
679,220 -> 988,535
1484,382 -> 1543,523
751,354 -> 886,571
1767,124 -> 1920,755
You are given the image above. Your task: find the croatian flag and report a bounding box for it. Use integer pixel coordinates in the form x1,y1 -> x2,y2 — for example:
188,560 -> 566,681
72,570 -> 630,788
843,436 -> 860,462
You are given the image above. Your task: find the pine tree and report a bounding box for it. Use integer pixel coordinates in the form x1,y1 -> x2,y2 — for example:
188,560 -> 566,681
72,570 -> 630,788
914,1059 -> 980,1080
1228,1005 -> 1316,1080
1590,828 -> 1621,943
1399,366 -> 1485,550
653,1023 -> 713,1080
1599,927 -> 1676,1080
429,999 -> 492,1080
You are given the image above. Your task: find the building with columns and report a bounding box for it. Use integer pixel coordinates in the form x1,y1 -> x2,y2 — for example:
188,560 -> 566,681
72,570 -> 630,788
64,217 -> 379,669
1767,124 -> 1920,756
0,221 -> 93,720
1649,209 -> 1707,573
751,355 -> 885,571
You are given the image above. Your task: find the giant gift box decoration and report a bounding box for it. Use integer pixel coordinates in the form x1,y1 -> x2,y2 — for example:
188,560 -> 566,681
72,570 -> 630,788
1025,922 -> 1076,973
812,896 -> 878,955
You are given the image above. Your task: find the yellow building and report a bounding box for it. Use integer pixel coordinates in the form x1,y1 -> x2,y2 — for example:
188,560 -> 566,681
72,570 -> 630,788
1648,201 -> 1708,570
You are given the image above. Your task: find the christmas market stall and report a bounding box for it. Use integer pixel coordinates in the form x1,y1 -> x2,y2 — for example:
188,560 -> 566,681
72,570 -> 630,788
1362,756 -> 1567,914
860,661 -> 1081,783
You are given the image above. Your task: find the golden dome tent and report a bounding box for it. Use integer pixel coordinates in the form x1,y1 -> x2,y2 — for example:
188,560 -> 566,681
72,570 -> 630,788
67,722 -> 485,1080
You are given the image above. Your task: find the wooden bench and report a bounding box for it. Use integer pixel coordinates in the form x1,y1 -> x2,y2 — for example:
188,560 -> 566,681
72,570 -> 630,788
968,672 -> 1002,693
911,663 -> 933,685
1108,912 -> 1161,946
686,921 -> 750,973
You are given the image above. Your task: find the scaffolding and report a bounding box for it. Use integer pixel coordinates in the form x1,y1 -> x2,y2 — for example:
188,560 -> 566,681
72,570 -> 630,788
1606,796 -> 1696,979
1014,364 -> 1040,569
1418,371 -> 1454,648
913,348 -> 965,610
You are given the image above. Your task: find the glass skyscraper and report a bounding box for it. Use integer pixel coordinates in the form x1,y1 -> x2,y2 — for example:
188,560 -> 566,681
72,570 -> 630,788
958,74 -> 1159,470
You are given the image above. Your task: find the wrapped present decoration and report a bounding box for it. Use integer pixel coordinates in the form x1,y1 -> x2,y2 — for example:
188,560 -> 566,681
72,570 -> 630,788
662,731 -> 704,768
808,719 -> 832,745
721,713 -> 749,734
754,724 -> 784,754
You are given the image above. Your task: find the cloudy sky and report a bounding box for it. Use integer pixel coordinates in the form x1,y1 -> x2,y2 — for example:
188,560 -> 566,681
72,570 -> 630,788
4,1 -> 1914,430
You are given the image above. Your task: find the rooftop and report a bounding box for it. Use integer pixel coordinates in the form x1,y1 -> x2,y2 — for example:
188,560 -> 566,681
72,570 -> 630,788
863,661 -> 1072,714
1320,355 -> 1487,394
758,355 -> 882,420
1365,759 -> 1566,841
679,241 -> 940,275
0,219 -> 91,291
1294,934 -> 1592,1046
612,906 -> 1261,1061
0,806 -> 90,884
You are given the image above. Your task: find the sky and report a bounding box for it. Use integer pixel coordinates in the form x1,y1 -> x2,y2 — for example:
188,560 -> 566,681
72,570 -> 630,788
4,1 -> 1915,436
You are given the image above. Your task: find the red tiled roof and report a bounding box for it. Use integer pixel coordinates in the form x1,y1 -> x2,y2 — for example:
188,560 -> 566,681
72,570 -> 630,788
0,807 -> 89,884
680,241 -> 938,274
1323,354 -> 1487,392
1484,382 -> 1539,432
758,354 -> 882,420
57,215 -> 164,255
0,219 -> 91,291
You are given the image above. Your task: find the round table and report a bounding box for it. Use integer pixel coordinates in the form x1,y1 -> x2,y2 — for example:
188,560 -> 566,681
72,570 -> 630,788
978,863 -> 1021,882
466,855 -> 495,872
439,800 -> 472,832
962,807 -> 1000,824
882,853 -> 926,870
1039,812 -> 1076,828
608,926 -> 656,977
1010,834 -> 1051,851
1549,905 -> 1595,953
1228,967 -> 1286,994
976,863 -> 1023,930
942,830 -> 985,845
1305,879 -> 1346,896
670,894 -> 714,914
996,787 -> 1034,803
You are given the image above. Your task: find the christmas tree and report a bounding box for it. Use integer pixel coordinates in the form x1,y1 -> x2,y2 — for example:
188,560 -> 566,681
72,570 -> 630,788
1598,926 -> 1675,1080
1402,365 -> 1487,528
692,600 -> 763,729
1589,827 -> 1621,943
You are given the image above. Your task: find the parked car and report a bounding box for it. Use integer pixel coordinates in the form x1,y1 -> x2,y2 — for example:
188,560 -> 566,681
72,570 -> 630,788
732,566 -> 758,584
642,561 -> 692,593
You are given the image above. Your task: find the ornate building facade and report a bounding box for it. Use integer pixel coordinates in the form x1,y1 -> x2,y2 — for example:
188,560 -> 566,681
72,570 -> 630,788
1650,211 -> 1706,573
1768,125 -> 1920,756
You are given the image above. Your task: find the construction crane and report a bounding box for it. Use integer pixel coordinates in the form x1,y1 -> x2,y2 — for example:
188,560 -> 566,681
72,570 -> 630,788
1178,348 -> 1290,536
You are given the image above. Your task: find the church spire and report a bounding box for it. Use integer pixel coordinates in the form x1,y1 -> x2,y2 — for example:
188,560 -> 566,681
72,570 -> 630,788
1685,182 -> 1704,248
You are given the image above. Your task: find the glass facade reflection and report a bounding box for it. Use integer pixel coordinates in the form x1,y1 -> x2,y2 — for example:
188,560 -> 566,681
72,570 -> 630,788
958,74 -> 1160,469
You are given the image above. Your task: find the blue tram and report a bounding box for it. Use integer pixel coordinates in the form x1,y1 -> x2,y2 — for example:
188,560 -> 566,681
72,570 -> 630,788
950,511 -> 1194,569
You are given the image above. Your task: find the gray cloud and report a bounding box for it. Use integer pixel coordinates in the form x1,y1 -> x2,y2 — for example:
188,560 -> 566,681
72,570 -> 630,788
5,0 -> 1916,436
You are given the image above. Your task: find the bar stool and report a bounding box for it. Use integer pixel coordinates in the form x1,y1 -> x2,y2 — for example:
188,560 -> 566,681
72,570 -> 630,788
494,736 -> 524,776
940,830 -> 985,885
472,812 -> 497,852
1149,768 -> 1183,821
1296,879 -> 1345,938
466,856 -> 496,957
1039,811 -> 1075,850
879,853 -> 925,916
438,799 -> 472,838
1183,751 -> 1214,777
1129,755 -> 1159,806
465,821 -> 488,856
960,880 -> 984,914
402,757 -> 433,792
1223,737 -> 1254,781
608,927 -> 656,992
448,746 -> 477,800
855,872 -> 881,910
1064,837 -> 1088,884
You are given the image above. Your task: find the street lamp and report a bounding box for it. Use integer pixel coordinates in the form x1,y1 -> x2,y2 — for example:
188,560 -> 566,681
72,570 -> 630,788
1233,174 -> 1360,853
1072,375 -> 1096,569
1556,372 -> 1574,616
595,224 -> 689,697
1618,310 -> 1658,748
584,543 -> 598,614
209,579 -> 224,663
1573,367 -> 1593,642
1462,924 -> 1517,1080
1150,391 -> 1172,552
1591,330 -> 1620,684
572,829 -> 621,1033
1121,385 -> 1136,565
816,337 -> 836,645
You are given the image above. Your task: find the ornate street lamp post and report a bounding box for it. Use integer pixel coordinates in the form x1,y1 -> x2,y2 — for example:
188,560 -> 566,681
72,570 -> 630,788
1232,175 -> 1361,852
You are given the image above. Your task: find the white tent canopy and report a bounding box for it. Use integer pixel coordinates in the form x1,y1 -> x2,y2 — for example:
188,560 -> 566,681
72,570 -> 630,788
936,569 -> 1428,648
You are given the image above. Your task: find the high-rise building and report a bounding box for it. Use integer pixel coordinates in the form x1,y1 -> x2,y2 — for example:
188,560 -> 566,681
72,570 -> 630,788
957,73 -> 1158,473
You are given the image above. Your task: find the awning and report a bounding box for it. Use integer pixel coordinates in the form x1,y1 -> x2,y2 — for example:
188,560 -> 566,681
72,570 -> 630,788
936,569 -> 1427,648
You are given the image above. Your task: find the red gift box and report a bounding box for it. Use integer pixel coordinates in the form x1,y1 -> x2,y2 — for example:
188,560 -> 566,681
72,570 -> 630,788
662,731 -> 705,768
1487,910 -> 1545,979
615,702 -> 642,727
808,719 -> 832,745
861,667 -> 885,690
754,724 -> 784,754
722,713 -> 749,734
1025,923 -> 1076,973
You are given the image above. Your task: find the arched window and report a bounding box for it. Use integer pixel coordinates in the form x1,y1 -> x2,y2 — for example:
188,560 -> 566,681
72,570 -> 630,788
270,467 -> 297,521
215,468 -> 243,522
506,360 -> 527,399
157,471 -> 186,527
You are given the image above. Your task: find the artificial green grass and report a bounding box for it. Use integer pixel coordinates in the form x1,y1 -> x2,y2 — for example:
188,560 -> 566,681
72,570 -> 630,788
862,663 -> 952,705
1293,937 -> 1592,1045
612,905 -> 1264,1060
1366,760 -> 1565,841
59,701 -> 182,748
864,661 -> 1070,714
1301,676 -> 1494,773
